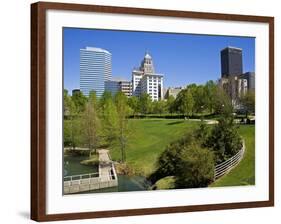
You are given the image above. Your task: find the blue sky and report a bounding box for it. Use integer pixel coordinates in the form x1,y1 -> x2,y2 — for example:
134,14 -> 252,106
63,28 -> 255,92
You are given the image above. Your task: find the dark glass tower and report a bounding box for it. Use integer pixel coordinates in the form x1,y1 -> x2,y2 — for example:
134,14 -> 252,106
221,47 -> 243,78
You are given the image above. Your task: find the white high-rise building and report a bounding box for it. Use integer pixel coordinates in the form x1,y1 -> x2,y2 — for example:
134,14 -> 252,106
132,52 -> 164,101
80,47 -> 112,97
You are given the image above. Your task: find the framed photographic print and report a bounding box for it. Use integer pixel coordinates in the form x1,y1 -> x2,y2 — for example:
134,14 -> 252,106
31,1 -> 274,221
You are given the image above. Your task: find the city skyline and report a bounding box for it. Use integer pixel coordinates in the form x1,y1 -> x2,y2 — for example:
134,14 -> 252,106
64,28 -> 255,93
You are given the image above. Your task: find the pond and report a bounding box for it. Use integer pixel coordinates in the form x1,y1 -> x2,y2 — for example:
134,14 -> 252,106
64,154 -> 151,193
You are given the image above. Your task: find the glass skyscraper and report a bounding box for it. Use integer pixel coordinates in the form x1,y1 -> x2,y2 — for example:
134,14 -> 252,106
221,46 -> 243,78
80,47 -> 112,97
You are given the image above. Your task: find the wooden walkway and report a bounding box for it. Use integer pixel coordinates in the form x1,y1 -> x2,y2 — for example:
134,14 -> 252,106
98,149 -> 113,182
64,149 -> 118,194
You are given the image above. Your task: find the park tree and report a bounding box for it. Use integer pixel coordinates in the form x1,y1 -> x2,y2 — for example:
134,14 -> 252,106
175,88 -> 194,118
205,116 -> 243,163
64,89 -> 81,149
139,93 -> 152,114
81,91 -> 101,155
149,133 -> 195,183
166,95 -> 175,114
192,85 -> 208,113
213,87 -> 233,116
72,91 -> 87,114
115,92 -> 130,162
64,89 -> 71,117
151,133 -> 215,188
175,144 -> 215,188
128,96 -> 139,117
99,91 -> 113,111
100,94 -> 118,146
194,119 -> 210,142
152,100 -> 166,114
239,90 -> 255,118
204,80 -> 218,114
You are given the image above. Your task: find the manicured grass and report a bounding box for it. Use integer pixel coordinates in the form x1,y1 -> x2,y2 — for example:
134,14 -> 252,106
110,119 -> 199,176
210,125 -> 255,187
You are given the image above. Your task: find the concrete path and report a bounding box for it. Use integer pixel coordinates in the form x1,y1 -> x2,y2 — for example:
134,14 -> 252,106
98,149 -> 113,182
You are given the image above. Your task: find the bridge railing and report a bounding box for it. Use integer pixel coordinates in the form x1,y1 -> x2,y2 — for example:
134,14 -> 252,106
214,141 -> 245,180
64,172 -> 99,182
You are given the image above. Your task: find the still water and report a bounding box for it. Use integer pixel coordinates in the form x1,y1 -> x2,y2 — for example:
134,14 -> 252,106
64,155 -> 150,193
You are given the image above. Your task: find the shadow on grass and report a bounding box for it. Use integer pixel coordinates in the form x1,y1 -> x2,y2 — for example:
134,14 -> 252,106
166,121 -> 184,125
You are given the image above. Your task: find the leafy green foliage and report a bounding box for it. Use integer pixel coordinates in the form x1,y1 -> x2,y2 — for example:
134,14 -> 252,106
115,92 -> 130,162
204,80 -> 218,113
213,87 -> 233,116
151,100 -> 167,114
175,144 -> 215,188
100,93 -> 118,146
72,90 -> 87,113
166,95 -> 176,114
239,90 -> 255,117
127,96 -> 139,116
139,93 -> 152,114
64,89 -> 82,148
81,92 -> 101,153
151,131 -> 215,188
210,125 -> 255,187
190,84 -> 207,113
205,116 -> 243,163
174,88 -> 194,117
153,133 -> 194,180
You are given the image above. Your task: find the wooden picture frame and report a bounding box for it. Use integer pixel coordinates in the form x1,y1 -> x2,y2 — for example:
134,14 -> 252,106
31,1 -> 274,221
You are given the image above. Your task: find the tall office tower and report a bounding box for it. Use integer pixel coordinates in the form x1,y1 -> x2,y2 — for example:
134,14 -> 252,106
140,74 -> 164,101
80,47 -> 112,97
132,52 -> 164,101
221,46 -> 243,78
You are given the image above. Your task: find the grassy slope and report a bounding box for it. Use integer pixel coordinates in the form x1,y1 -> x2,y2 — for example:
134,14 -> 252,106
210,125 -> 255,187
110,119 -> 198,176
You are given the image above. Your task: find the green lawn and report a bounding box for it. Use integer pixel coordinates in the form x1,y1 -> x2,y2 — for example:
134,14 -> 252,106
210,125 -> 255,187
110,119 -> 199,176
110,119 -> 255,187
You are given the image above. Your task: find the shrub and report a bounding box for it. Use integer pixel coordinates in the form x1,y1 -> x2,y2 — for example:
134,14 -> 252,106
149,133 -> 194,183
152,176 -> 175,190
206,116 -> 242,163
175,144 -> 215,188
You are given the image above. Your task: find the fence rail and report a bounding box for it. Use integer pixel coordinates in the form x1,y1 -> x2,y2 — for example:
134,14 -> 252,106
64,159 -> 118,194
214,141 -> 245,180
64,172 -> 99,182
